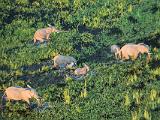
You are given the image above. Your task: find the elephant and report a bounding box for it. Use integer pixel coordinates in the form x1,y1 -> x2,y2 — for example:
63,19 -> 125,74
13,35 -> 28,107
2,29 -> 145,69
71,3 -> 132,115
33,24 -> 62,43
110,45 -> 120,59
117,43 -> 151,62
2,85 -> 41,107
74,64 -> 90,76
53,55 -> 77,69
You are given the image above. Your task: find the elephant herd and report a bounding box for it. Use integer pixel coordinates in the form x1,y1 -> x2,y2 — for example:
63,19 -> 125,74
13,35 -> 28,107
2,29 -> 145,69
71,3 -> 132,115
1,54 -> 90,108
1,25 -> 152,109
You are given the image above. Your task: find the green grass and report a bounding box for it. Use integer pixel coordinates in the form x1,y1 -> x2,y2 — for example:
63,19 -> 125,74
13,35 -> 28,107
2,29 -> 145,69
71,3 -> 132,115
0,0 -> 160,120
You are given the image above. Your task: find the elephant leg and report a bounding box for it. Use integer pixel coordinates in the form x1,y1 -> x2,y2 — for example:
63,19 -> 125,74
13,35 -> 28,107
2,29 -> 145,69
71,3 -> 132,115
35,37 -> 44,43
131,54 -> 138,60
146,53 -> 151,63
46,34 -> 50,40
123,53 -> 130,60
33,37 -> 37,43
24,98 -> 30,105
53,63 -> 59,69
131,56 -> 137,60
115,53 -> 118,59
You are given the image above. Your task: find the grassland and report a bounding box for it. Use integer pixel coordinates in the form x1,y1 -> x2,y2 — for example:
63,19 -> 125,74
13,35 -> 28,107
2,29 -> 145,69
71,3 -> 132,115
0,0 -> 160,120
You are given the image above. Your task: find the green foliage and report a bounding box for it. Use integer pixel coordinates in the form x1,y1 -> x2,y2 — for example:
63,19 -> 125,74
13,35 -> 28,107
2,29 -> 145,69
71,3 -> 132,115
0,0 -> 160,119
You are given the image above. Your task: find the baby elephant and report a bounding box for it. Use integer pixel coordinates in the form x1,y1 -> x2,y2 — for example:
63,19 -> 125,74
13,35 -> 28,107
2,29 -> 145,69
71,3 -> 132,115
110,45 -> 120,59
33,24 -> 62,43
2,85 -> 41,106
74,64 -> 90,76
53,55 -> 77,69
117,43 -> 151,61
